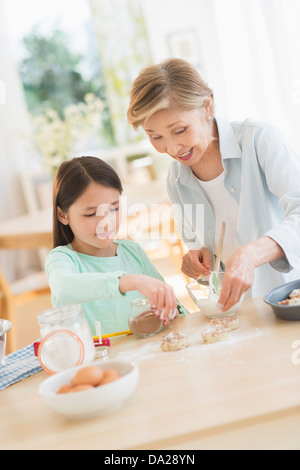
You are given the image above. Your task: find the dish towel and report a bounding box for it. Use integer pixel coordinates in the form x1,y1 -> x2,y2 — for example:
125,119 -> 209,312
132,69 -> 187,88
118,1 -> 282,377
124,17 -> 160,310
0,343 -> 42,391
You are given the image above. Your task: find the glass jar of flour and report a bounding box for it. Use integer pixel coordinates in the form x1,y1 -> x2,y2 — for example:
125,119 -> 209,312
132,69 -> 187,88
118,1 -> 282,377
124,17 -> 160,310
38,304 -> 96,374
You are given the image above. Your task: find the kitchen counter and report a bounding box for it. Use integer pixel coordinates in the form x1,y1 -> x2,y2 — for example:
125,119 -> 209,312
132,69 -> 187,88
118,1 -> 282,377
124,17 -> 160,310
1,296 -> 300,450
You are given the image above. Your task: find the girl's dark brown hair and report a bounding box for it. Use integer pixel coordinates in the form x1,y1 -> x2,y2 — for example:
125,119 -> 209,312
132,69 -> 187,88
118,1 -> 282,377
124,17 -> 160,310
53,156 -> 123,247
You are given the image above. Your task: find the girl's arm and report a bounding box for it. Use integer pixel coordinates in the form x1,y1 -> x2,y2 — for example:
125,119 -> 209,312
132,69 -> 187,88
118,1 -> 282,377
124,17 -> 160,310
126,241 -> 189,317
119,273 -> 178,324
46,248 -> 179,324
47,261 -> 126,306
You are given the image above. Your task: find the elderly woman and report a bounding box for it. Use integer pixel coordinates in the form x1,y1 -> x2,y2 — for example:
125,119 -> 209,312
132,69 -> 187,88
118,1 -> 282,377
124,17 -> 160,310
127,58 -> 300,313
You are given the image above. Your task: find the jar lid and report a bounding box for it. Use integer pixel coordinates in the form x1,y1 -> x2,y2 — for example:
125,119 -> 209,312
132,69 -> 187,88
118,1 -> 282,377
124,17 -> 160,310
38,329 -> 85,375
130,297 -> 151,308
38,304 -> 83,327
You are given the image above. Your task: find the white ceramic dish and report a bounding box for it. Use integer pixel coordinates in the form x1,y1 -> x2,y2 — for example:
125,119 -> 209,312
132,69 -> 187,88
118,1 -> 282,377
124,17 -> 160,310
38,359 -> 139,419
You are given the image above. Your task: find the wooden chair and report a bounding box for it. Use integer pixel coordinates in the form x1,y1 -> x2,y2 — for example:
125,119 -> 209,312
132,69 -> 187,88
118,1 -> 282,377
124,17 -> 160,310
0,230 -> 53,353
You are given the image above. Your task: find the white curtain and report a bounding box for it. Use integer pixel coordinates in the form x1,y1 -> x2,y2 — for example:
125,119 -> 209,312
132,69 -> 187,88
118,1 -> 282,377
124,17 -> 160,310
0,1 -> 39,280
209,0 -> 300,150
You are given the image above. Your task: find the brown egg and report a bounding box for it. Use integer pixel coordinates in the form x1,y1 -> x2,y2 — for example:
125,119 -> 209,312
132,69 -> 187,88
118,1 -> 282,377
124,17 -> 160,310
56,384 -> 73,394
71,366 -> 104,387
69,384 -> 94,393
97,369 -> 120,385
100,375 -> 120,386
103,369 -> 120,379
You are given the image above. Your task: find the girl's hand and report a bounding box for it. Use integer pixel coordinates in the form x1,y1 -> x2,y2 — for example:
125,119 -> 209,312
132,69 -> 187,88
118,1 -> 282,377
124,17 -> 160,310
218,246 -> 255,312
181,247 -> 212,278
119,274 -> 178,325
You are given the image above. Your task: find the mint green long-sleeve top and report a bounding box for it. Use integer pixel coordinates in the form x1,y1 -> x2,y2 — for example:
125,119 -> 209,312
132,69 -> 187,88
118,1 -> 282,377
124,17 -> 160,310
45,239 -> 187,336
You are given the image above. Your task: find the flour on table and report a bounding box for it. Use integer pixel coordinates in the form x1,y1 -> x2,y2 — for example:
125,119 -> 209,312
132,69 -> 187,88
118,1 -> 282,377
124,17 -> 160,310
113,324 -> 263,364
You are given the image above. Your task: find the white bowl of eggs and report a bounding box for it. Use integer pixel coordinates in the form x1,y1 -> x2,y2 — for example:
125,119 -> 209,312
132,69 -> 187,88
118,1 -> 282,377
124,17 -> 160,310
38,360 -> 139,419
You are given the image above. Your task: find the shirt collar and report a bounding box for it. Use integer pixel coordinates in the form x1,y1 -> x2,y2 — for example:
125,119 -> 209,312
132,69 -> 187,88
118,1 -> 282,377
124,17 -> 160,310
175,115 -> 241,183
215,115 -> 242,160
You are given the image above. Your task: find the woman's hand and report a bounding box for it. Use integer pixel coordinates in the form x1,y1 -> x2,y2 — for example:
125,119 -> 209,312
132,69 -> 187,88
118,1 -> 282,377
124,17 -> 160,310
119,274 -> 178,325
217,246 -> 255,312
181,247 -> 212,278
218,236 -> 285,312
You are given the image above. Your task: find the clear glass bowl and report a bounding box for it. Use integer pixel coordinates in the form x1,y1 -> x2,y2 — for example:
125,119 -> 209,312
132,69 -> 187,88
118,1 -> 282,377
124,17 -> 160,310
186,272 -> 244,318
129,298 -> 165,338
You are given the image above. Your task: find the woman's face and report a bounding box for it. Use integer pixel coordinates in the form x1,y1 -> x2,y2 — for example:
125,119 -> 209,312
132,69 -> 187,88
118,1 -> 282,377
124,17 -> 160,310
143,106 -> 216,169
57,181 -> 122,256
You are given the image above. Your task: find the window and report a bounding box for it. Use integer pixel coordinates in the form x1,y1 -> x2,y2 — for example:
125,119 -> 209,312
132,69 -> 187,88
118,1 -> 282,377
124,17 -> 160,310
4,0 -> 113,146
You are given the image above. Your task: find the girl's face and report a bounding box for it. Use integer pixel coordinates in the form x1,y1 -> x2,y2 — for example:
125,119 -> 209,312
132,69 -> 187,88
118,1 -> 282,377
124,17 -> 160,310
143,105 -> 216,170
57,182 -> 121,256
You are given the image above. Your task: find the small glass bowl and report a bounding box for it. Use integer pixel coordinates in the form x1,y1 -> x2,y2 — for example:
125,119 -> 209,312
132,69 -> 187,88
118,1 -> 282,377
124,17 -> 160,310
186,272 -> 244,318
129,298 -> 165,338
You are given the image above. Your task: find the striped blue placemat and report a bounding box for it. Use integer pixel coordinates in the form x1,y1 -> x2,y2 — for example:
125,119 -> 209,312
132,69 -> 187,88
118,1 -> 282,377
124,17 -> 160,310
0,344 -> 42,391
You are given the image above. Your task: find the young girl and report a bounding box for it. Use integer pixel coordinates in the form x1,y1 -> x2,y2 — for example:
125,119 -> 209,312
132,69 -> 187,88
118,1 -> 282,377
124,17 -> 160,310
46,156 -> 187,336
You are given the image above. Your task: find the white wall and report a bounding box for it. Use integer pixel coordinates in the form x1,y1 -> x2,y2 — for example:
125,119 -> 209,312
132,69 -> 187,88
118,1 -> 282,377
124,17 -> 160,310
141,0 -> 300,152
141,0 -> 220,89
141,0 -> 229,132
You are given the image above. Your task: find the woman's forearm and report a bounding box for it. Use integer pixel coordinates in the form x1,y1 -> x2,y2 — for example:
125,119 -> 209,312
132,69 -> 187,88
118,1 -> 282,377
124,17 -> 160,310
219,235 -> 285,312
243,235 -> 285,268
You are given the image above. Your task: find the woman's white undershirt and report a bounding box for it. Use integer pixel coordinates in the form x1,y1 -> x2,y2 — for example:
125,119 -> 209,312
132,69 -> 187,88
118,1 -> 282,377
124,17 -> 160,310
197,171 -> 239,265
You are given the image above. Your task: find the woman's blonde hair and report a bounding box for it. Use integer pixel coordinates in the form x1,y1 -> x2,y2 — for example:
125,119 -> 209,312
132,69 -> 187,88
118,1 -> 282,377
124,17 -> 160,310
127,58 -> 214,129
